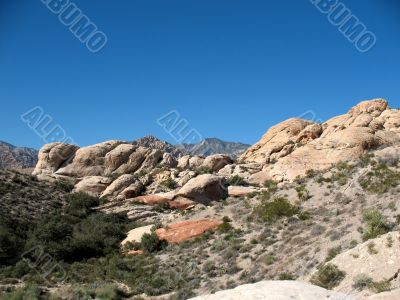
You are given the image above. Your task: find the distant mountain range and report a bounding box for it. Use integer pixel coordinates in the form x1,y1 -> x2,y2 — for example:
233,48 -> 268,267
132,136 -> 249,158
0,141 -> 38,169
178,138 -> 250,158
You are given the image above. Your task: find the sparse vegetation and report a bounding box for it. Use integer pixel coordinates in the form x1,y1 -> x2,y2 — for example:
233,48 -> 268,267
295,184 -> 310,201
325,246 -> 341,262
359,163 -> 400,194
362,209 -> 390,241
263,179 -> 278,192
353,274 -> 373,290
160,177 -> 178,189
369,280 -> 392,293
310,264 -> 346,290
227,175 -> 249,186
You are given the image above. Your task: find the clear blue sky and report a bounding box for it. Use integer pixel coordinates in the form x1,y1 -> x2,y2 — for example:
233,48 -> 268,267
2,0 -> 400,149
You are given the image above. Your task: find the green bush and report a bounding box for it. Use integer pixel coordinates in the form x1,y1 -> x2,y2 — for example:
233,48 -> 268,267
310,264 -> 345,290
295,184 -> 310,201
278,273 -> 296,280
227,175 -> 249,186
362,209 -> 390,241
263,180 -> 278,192
254,197 -> 299,223
160,178 -> 178,189
141,232 -> 166,253
195,167 -> 213,174
325,246 -> 341,262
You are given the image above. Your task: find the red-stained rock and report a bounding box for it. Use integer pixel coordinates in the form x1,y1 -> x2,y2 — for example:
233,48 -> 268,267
156,219 -> 222,244
133,194 -> 170,205
168,197 -> 196,210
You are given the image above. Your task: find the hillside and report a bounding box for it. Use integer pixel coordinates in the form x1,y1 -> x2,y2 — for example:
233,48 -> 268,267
1,98 -> 400,299
0,141 -> 38,169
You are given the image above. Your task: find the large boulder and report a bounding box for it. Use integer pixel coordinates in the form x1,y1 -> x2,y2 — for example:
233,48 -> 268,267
177,174 -> 227,204
201,154 -> 232,172
121,225 -> 153,246
73,176 -> 112,197
189,280 -> 354,300
155,219 -> 222,244
56,140 -> 123,177
33,142 -> 78,175
100,174 -> 138,199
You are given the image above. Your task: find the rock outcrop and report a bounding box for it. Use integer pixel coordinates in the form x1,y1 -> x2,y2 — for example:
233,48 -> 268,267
327,231 -> 400,298
177,174 -> 227,204
240,99 -> 400,182
155,219 -> 222,243
132,135 -> 187,158
121,225 -> 153,245
189,280 -> 354,300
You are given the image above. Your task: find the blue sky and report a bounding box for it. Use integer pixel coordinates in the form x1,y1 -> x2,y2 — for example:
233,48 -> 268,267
1,0 -> 400,149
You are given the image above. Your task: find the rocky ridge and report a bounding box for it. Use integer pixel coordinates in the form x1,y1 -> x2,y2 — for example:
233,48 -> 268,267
179,137 -> 250,158
0,141 -> 38,169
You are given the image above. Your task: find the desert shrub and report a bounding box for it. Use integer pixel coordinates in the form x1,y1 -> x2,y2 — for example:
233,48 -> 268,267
54,180 -> 74,192
160,178 -> 177,189
362,209 -> 390,241
298,211 -> 311,221
325,246 -> 341,262
66,192 -> 100,218
367,242 -> 378,255
369,280 -> 392,293
306,169 -> 316,178
352,274 -> 373,290
263,180 -> 278,192
195,167 -> 213,174
261,254 -> 276,265
278,273 -> 296,280
141,232 -> 166,253
24,211 -> 128,262
254,197 -> 299,223
227,175 -> 249,186
310,264 -> 345,290
359,163 -> 400,194
295,184 -> 310,201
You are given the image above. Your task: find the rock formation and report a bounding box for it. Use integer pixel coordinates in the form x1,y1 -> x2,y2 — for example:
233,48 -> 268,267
238,99 -> 400,183
155,219 -> 222,243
